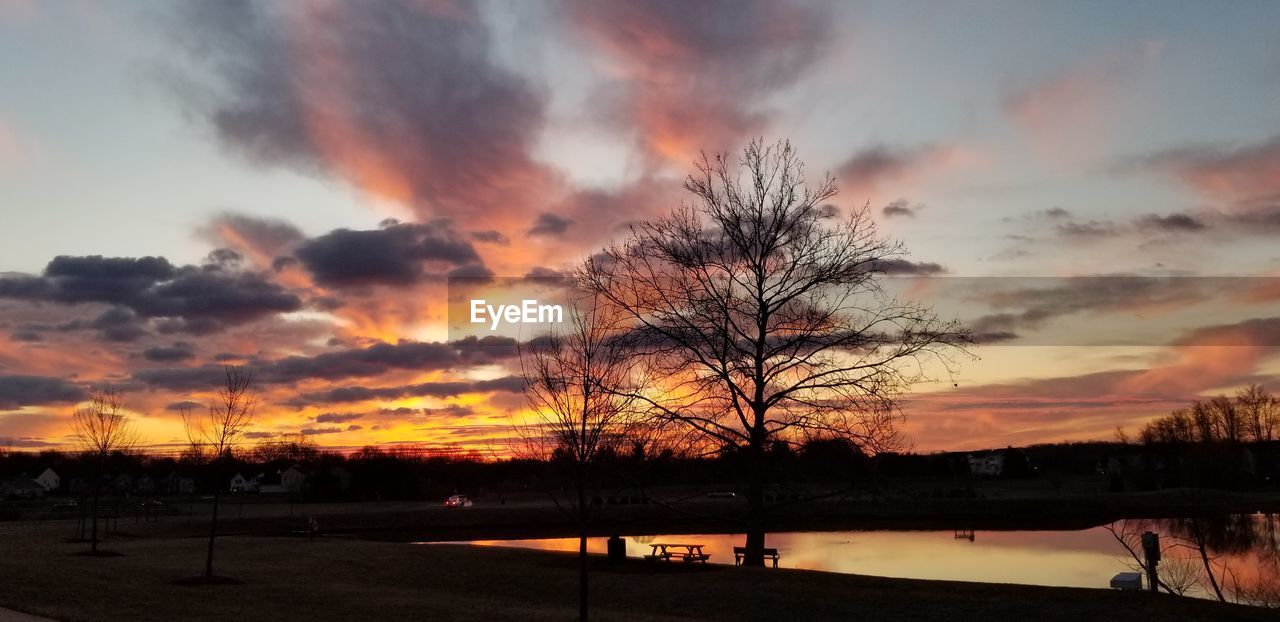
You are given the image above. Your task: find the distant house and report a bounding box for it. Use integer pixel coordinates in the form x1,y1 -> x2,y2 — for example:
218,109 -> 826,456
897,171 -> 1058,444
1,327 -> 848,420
280,466 -> 306,494
114,473 -> 134,494
2,476 -> 46,499
135,474 -> 156,494
967,453 -> 1005,477
258,470 -> 286,495
35,468 -> 60,492
229,473 -> 259,493
159,470 -> 195,495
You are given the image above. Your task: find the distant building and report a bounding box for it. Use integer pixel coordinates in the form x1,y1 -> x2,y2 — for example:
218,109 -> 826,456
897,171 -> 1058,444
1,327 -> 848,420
229,473 -> 259,493
159,470 -> 195,495
35,468 -> 60,492
1,476 -> 46,498
135,474 -> 156,494
280,466 -> 306,494
967,453 -> 1005,477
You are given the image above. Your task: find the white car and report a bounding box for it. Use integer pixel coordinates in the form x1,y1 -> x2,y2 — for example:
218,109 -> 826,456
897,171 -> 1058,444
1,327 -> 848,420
444,494 -> 474,508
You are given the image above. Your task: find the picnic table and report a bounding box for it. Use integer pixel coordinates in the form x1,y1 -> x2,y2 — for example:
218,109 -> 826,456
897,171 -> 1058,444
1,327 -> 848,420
644,542 -> 710,563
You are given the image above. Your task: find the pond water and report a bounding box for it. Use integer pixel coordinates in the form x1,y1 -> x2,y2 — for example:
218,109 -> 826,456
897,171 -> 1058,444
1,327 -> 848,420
453,514 -> 1279,603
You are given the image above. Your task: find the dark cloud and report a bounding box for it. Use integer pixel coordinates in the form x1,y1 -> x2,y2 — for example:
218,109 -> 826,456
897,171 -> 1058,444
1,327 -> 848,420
881,199 -> 921,218
133,336 -> 519,391
314,412 -> 363,424
168,1 -> 555,225
143,341 -> 196,363
967,276 -> 1212,340
1055,220 -> 1122,238
1134,212 -> 1206,233
201,213 -> 305,261
0,255 -> 302,336
0,375 -> 86,410
420,404 -> 476,419
293,220 -> 482,287
10,326 -> 44,342
0,437 -> 59,448
86,307 -> 148,342
300,427 -> 343,436
837,144 -> 941,197
164,400 -> 202,412
295,376 -> 524,405
526,213 -> 574,237
470,230 -> 510,245
1227,203 -> 1280,232
871,259 -> 946,276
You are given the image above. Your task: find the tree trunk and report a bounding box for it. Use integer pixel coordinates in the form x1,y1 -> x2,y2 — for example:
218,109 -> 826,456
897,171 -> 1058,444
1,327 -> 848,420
1195,529 -> 1225,602
205,488 -> 219,578
75,495 -> 86,541
577,474 -> 589,621
741,437 -> 767,567
90,476 -> 101,553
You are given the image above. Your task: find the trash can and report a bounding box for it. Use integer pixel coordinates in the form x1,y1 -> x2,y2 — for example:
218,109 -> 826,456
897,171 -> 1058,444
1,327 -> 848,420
607,534 -> 626,563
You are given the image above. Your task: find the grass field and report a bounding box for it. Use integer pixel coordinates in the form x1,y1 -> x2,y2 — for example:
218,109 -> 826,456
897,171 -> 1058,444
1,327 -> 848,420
0,521 -> 1273,621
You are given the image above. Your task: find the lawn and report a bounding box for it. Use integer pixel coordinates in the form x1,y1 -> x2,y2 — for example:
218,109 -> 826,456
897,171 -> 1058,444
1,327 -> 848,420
0,523 -> 1272,621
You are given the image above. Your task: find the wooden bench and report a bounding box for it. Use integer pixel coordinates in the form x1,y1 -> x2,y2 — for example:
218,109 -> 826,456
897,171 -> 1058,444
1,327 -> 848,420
733,546 -> 780,568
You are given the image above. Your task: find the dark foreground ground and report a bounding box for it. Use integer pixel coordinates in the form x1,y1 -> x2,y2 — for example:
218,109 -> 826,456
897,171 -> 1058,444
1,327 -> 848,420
0,522 -> 1273,622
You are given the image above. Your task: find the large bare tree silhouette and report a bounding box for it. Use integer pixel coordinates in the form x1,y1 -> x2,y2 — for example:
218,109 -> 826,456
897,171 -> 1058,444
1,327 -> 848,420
583,139 -> 970,566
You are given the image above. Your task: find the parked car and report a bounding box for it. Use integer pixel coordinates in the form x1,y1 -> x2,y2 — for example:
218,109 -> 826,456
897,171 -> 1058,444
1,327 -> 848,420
51,500 -> 79,512
705,491 -> 738,499
444,494 -> 473,508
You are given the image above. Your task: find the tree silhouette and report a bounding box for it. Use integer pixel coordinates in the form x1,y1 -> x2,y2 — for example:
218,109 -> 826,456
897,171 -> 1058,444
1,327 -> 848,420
518,290 -> 642,621
583,139 -> 970,566
71,388 -> 139,554
182,365 -> 256,579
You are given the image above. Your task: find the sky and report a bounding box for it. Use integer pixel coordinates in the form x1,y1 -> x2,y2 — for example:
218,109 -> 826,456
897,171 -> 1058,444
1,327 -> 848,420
2,0 -> 1280,454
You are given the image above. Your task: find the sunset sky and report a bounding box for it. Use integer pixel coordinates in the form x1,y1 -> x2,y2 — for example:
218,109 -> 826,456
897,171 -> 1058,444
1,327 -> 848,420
3,0 -> 1280,454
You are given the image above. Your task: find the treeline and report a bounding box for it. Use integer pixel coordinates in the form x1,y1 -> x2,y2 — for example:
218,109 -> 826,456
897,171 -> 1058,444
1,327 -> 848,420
1109,384 -> 1280,491
1139,384 -> 1279,444
6,423 -> 1280,504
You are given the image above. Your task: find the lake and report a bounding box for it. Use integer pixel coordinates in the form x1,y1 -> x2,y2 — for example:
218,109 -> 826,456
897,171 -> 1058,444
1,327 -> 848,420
453,514 -> 1279,603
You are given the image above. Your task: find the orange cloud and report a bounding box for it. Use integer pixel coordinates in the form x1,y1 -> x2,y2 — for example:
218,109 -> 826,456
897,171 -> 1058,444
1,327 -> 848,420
565,0 -> 832,168
1146,134 -> 1280,205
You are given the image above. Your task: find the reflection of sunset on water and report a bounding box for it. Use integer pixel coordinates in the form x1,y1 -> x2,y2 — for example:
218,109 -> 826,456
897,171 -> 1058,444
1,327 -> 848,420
461,515 -> 1278,600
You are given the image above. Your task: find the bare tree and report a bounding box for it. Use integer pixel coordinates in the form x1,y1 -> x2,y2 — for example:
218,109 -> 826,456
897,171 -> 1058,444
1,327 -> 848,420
583,139 -> 970,566
1238,384 -> 1278,442
71,388 -> 139,554
518,291 -> 643,621
183,366 -> 256,579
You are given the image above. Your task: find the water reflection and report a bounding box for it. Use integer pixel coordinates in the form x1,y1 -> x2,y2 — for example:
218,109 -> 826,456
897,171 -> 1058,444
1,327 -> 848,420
1112,514 -> 1279,604
460,513 -> 1277,602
